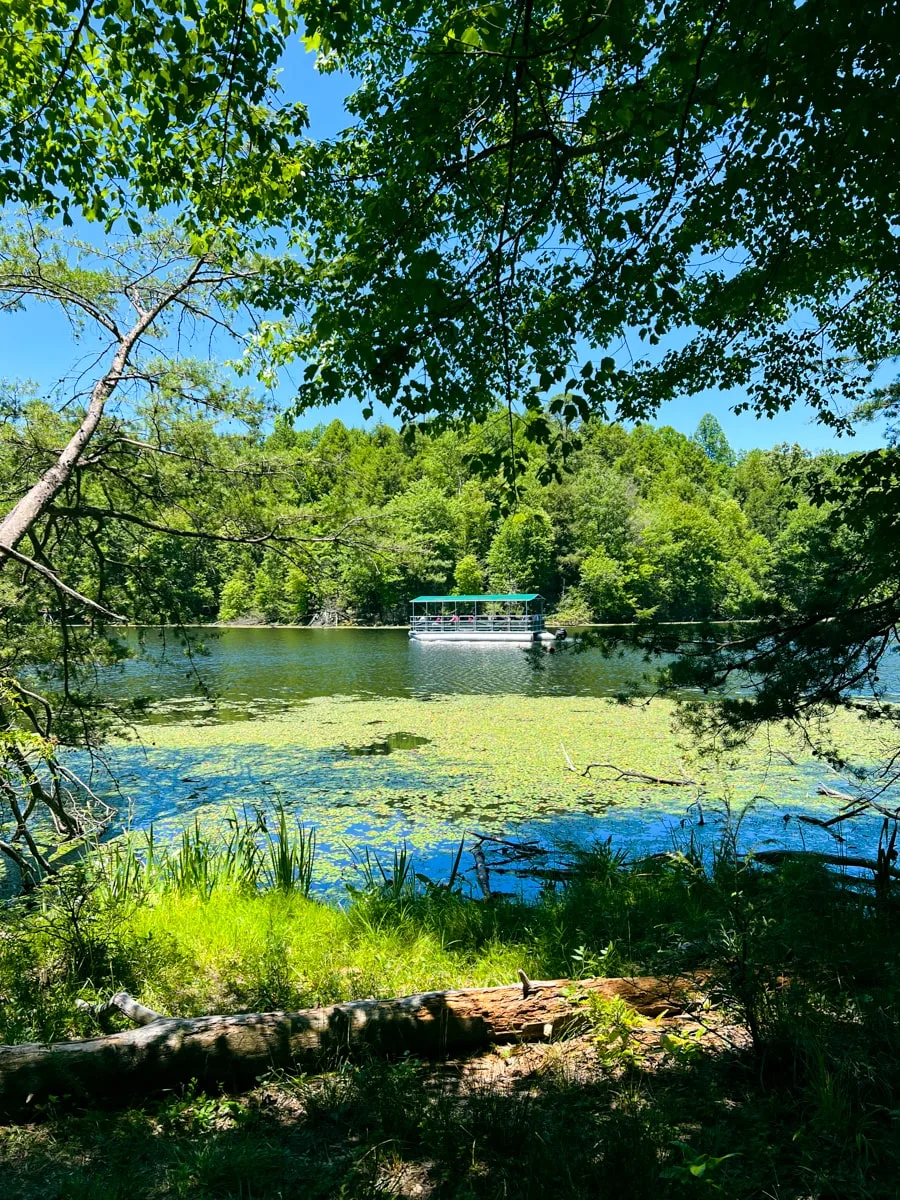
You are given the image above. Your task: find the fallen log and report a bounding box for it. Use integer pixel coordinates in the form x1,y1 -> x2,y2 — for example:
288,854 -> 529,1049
0,974 -> 699,1116
754,848 -> 900,880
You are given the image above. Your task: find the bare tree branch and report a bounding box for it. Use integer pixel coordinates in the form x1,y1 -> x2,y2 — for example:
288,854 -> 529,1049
0,540 -> 124,619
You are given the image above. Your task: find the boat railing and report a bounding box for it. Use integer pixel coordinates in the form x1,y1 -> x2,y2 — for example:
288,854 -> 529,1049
410,614 -> 544,633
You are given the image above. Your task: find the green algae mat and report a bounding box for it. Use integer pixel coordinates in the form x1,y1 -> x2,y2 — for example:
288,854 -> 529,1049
98,695 -> 891,890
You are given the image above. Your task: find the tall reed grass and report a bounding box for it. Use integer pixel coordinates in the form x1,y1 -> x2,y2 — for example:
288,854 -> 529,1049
93,803 -> 317,902
4,818 -> 900,1200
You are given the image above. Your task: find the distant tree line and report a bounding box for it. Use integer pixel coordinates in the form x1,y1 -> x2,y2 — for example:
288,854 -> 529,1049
220,412 -> 853,627
1,395 -> 847,628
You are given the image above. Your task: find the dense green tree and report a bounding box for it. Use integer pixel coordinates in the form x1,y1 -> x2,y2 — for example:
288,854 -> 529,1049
615,426 -> 716,503
693,415 -> 736,468
289,0 -> 898,453
0,0 -> 307,232
253,553 -> 290,623
768,503 -> 848,614
567,466 -> 637,563
487,509 -> 554,594
388,479 -> 461,596
626,500 -> 732,620
453,554 -> 485,595
218,568 -> 256,623
729,449 -> 794,544
454,482 -> 494,559
579,550 -> 632,622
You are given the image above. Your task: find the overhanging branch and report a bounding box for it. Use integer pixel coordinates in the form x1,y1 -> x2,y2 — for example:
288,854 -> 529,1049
0,541 -> 124,620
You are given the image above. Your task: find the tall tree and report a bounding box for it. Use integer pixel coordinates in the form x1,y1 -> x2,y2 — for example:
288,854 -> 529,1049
487,509 -> 554,593
0,0 -> 323,887
0,224 -> 342,886
284,0 -> 900,807
693,415 -> 735,468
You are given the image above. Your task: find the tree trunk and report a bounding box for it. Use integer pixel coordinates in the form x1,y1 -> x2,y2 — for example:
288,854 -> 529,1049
0,974 -> 698,1116
0,261 -> 201,561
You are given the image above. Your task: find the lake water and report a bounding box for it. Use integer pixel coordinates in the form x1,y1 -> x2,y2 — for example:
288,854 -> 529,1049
97,626 -> 681,721
65,627 -> 900,896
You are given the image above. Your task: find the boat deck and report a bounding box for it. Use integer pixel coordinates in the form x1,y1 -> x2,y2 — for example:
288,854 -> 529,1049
408,593 -> 548,644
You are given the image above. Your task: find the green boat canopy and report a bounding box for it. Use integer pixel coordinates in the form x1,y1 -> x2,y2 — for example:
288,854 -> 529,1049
411,594 -> 542,603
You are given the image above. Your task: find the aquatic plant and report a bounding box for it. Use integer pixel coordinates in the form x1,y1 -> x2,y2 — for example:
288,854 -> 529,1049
261,805 -> 316,896
94,694 -> 894,894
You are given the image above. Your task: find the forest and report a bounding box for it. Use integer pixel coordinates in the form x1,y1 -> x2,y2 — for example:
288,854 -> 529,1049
0,396 -> 854,629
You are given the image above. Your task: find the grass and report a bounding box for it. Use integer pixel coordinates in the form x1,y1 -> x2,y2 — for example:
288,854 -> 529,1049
124,887 -> 529,1017
2,832 -> 900,1198
0,1064 -> 714,1200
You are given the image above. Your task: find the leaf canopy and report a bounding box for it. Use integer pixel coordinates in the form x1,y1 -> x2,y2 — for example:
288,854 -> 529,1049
281,0 -> 900,433
1,0 -> 309,233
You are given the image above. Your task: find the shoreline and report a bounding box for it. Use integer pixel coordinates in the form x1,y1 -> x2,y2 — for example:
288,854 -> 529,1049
113,618 -> 770,631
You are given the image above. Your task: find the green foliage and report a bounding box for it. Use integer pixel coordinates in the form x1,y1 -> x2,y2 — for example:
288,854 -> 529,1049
487,508 -> 554,592
550,588 -> 594,627
0,0 -> 308,233
120,804 -> 317,902
0,377 -> 868,633
284,568 -> 311,618
452,553 -> 485,595
624,496 -> 769,621
693,415 -> 736,468
3,845 -> 900,1198
218,570 -> 254,622
580,549 -> 632,621
661,1142 -> 738,1187
262,807 -> 316,896
285,0 -> 899,459
565,460 -> 637,562
252,558 -> 285,622
581,993 -> 649,1068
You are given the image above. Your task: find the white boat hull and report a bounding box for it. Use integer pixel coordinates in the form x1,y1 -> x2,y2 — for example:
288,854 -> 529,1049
409,631 -> 537,643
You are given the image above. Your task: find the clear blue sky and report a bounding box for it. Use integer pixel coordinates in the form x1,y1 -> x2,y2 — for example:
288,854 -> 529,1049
1,37 -> 893,455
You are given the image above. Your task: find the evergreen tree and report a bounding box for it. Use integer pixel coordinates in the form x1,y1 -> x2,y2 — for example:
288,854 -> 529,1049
693,414 -> 736,468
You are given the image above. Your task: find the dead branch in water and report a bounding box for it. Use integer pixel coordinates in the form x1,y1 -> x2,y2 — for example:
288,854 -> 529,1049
561,743 -> 696,787
753,848 -> 900,880
816,784 -> 857,802
470,842 -> 493,899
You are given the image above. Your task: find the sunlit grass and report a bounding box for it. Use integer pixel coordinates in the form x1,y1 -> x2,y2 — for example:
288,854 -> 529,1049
126,887 -> 531,1017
